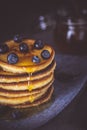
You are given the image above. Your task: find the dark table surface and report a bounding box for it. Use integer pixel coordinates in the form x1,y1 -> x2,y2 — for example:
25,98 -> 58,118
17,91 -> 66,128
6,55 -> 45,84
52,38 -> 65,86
0,1 -> 87,130
36,86 -> 87,130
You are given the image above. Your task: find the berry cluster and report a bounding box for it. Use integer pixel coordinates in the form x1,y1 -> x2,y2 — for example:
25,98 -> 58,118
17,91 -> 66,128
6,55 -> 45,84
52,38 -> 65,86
0,35 -> 51,64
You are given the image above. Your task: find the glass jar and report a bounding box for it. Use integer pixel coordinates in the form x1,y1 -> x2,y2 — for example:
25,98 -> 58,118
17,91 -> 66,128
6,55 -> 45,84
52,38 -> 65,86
54,1 -> 87,55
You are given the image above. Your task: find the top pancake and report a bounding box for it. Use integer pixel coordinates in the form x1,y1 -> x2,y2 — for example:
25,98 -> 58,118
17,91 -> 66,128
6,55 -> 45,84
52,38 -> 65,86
0,39 -> 55,73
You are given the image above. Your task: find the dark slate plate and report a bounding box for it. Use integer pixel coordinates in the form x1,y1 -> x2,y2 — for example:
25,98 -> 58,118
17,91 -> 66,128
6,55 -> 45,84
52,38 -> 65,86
0,52 -> 87,130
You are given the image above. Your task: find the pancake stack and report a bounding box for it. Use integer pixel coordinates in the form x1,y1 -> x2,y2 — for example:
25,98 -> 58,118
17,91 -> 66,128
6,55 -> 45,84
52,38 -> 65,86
0,36 -> 56,108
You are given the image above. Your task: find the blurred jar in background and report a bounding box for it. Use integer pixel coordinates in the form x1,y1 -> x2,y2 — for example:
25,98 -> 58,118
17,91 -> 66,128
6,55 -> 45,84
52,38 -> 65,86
54,1 -> 87,55
38,14 -> 56,31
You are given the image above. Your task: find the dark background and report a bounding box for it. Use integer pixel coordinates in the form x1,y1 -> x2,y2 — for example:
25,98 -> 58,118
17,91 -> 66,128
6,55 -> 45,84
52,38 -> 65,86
0,0 -> 87,41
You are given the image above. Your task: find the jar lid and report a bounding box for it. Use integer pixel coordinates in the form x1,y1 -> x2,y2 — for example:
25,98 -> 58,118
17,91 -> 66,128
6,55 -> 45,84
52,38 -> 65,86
63,18 -> 87,25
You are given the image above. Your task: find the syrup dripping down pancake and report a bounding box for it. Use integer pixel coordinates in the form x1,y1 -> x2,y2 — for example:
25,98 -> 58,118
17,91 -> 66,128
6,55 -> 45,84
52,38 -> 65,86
0,73 -> 54,91
0,80 -> 53,97
0,37 -> 56,108
3,86 -> 54,108
0,60 -> 56,83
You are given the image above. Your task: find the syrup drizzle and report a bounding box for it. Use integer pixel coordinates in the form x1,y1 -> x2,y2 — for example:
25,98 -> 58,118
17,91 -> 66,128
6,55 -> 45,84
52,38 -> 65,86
27,73 -> 33,91
29,95 -> 35,103
22,62 -> 34,102
27,73 -> 35,102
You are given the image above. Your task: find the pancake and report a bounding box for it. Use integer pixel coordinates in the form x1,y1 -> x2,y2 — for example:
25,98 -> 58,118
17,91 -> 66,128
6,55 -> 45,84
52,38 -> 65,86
0,86 -> 51,105
0,37 -> 56,108
0,73 -> 54,91
7,86 -> 54,108
0,60 -> 56,83
0,39 -> 55,73
0,80 -> 53,97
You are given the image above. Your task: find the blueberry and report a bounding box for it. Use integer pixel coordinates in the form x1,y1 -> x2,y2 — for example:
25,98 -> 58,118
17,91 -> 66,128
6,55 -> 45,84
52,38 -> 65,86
19,42 -> 29,53
41,50 -> 50,59
14,35 -> 22,43
0,44 -> 9,54
7,53 -> 19,64
34,40 -> 44,49
32,56 -> 40,63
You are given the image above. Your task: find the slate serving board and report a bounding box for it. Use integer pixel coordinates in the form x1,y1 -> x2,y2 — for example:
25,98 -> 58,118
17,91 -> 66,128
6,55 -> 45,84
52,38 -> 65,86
0,51 -> 87,130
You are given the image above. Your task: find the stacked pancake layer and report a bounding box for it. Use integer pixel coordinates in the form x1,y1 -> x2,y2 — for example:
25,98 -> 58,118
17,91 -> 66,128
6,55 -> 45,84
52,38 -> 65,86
0,38 -> 56,108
